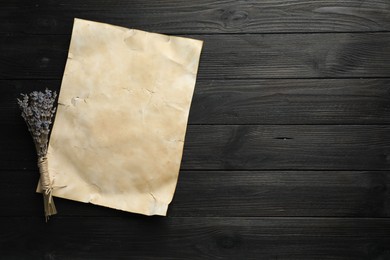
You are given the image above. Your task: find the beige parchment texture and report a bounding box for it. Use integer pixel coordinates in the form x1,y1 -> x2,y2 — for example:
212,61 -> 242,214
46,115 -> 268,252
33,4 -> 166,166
41,18 -> 203,216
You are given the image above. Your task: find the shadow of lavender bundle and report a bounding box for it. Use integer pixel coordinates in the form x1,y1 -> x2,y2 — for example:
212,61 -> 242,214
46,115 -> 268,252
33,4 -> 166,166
17,89 -> 57,221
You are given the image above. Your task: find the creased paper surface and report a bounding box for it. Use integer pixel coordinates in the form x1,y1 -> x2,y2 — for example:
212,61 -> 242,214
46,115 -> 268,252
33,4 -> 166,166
42,18 -> 203,216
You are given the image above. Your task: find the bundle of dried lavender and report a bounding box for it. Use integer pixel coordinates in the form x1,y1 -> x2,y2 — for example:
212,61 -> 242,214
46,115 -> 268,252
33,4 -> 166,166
17,89 -> 58,221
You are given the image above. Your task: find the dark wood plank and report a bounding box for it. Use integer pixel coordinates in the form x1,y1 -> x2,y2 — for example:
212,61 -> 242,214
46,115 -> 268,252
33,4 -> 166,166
3,79 -> 390,125
2,125 -> 390,170
1,170 -> 389,217
191,78 -> 390,124
2,33 -> 390,80
1,216 -> 389,259
2,0 -> 390,34
182,125 -> 390,170
173,170 -> 390,217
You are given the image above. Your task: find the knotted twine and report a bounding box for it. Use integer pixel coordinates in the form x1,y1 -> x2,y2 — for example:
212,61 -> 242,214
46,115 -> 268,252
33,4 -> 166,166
37,157 -> 56,221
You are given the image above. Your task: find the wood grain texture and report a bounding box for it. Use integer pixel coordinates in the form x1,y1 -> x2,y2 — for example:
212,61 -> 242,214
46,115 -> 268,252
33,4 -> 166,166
2,0 -> 390,34
1,170 -> 389,217
191,78 -> 390,124
2,0 -> 390,258
3,79 -> 390,125
182,125 -> 390,170
2,125 -> 390,170
1,217 -> 389,259
2,33 -> 390,80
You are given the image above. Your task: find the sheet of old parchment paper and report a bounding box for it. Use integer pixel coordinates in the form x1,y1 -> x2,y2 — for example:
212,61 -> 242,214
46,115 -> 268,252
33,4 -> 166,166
42,18 -> 203,216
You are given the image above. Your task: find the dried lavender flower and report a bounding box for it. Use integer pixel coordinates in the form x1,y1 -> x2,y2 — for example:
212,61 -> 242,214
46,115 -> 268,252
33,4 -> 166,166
17,89 -> 57,157
17,89 -> 58,221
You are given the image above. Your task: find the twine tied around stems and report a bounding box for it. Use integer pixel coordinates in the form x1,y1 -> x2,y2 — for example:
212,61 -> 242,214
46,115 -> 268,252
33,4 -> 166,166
37,156 -> 57,221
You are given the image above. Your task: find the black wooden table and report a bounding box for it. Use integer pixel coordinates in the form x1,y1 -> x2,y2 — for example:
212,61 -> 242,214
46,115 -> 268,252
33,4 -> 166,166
1,1 -> 390,259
